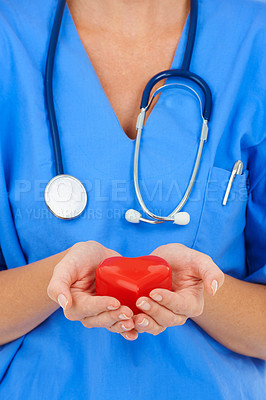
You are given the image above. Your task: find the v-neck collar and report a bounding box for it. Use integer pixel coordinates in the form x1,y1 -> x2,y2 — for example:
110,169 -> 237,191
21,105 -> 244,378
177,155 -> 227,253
63,2 -> 191,143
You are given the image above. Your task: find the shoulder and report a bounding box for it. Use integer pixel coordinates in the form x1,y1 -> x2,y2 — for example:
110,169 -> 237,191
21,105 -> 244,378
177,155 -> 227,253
0,0 -> 56,56
199,0 -> 266,66
199,1 -> 266,148
209,0 -> 266,17
236,0 -> 266,14
0,0 -> 57,93
204,0 -> 266,77
204,0 -> 266,34
0,0 -> 57,154
201,0 -> 266,86
0,0 -> 56,25
229,0 -> 266,35
231,0 -> 266,14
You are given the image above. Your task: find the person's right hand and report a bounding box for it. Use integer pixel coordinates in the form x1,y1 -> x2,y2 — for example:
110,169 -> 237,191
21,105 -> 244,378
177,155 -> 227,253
47,241 -> 135,336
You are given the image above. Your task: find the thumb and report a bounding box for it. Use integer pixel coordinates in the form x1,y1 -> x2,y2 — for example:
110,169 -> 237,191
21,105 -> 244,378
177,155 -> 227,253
47,266 -> 73,311
197,257 -> 225,297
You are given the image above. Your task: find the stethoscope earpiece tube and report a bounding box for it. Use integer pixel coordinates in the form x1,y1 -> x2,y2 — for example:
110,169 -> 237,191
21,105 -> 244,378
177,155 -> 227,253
45,0 -> 67,176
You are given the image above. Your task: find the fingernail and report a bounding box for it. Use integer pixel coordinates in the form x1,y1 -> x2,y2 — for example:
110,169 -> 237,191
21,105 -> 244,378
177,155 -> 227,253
119,314 -> 131,320
58,294 -> 68,310
107,305 -> 120,310
138,318 -> 149,327
211,280 -> 218,296
136,300 -> 151,311
150,293 -> 162,302
121,324 -> 132,331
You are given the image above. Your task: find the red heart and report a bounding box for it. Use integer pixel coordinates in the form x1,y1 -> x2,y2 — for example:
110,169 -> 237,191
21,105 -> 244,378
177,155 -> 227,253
96,255 -> 172,314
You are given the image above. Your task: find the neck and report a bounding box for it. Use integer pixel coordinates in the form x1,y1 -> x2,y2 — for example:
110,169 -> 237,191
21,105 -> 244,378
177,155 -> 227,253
67,0 -> 190,38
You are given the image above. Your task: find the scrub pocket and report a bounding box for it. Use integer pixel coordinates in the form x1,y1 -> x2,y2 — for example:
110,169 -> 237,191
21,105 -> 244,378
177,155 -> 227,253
192,166 -> 249,276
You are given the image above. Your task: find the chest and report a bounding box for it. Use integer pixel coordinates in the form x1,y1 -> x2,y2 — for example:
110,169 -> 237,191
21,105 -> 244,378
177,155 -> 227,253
1,1 -> 253,275
74,26 -> 184,139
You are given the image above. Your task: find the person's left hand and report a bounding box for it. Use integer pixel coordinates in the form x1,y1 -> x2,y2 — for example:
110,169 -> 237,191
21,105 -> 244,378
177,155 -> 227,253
121,244 -> 224,340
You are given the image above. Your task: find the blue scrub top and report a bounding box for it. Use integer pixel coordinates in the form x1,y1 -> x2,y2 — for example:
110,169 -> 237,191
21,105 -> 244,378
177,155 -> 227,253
0,0 -> 266,398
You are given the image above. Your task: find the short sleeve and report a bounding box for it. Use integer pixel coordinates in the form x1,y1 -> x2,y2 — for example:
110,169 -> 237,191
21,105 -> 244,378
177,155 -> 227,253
245,173 -> 266,284
0,247 -> 7,271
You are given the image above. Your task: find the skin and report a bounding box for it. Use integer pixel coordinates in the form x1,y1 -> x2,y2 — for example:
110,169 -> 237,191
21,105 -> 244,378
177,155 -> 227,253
131,245 -> 266,361
0,0 -> 265,361
47,242 -> 223,337
67,0 -> 190,139
0,242 -> 132,345
47,242 -> 266,360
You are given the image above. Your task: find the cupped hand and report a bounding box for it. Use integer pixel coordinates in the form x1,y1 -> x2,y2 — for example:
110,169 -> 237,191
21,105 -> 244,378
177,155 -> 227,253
47,241 -> 134,335
131,243 -> 224,337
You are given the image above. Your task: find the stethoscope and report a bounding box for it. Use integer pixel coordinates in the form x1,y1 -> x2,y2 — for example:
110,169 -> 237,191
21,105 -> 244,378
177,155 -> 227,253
44,0 -> 212,224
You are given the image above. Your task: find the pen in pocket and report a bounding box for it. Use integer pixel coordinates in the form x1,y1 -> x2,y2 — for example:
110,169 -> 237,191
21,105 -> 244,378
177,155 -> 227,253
222,160 -> 243,206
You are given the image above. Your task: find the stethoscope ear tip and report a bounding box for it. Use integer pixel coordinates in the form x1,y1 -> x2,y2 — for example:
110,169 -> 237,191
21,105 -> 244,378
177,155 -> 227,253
125,209 -> 142,224
173,212 -> 190,225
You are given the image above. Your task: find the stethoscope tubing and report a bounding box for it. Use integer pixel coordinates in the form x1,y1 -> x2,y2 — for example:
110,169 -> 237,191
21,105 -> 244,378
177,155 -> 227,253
45,0 -> 209,180
181,0 -> 198,71
44,0 -> 210,179
45,0 -> 66,176
140,69 -> 212,120
132,0 -> 212,224
44,0 -> 212,224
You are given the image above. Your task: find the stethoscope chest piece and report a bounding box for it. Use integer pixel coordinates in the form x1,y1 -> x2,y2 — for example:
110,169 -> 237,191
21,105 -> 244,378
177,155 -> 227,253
44,175 -> 87,220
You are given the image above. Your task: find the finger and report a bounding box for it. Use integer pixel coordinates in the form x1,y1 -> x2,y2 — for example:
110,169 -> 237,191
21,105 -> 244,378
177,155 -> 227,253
150,244 -> 224,296
47,261 -> 75,310
81,306 -> 133,328
149,288 -> 204,317
136,297 -> 187,327
120,330 -> 139,341
47,242 -> 94,310
107,318 -> 135,333
47,241 -> 121,311
64,294 -> 121,321
193,253 -> 225,296
134,313 -> 166,335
